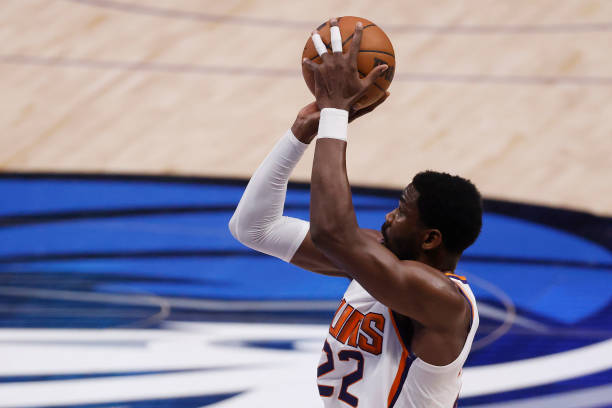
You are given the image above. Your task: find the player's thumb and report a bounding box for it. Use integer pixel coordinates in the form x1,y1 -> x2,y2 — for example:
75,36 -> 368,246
364,64 -> 388,87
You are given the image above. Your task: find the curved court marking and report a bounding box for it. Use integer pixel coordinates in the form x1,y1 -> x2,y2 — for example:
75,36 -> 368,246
463,384 -> 612,408
66,0 -> 612,34
0,286 -> 170,328
4,55 -> 612,86
0,323 -> 325,407
464,272 -> 517,351
475,303 -> 548,333
461,338 -> 612,397
0,284 -> 554,349
0,286 -> 339,312
0,285 -> 542,331
1,322 -> 609,407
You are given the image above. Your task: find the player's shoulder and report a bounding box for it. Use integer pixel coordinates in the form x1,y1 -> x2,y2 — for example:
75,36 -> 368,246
397,260 -> 467,303
359,228 -> 383,242
394,262 -> 470,333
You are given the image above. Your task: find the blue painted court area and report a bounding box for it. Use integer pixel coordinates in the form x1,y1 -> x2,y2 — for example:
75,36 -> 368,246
0,173 -> 611,408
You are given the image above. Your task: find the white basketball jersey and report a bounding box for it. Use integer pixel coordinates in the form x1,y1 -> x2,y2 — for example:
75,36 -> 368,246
317,273 -> 479,408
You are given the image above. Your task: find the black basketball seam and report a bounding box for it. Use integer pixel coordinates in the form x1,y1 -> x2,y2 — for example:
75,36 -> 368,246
358,69 -> 387,92
341,23 -> 376,47
372,82 -> 386,92
358,50 -> 395,58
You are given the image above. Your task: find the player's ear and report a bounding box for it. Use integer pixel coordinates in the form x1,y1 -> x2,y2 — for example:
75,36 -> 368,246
421,229 -> 442,251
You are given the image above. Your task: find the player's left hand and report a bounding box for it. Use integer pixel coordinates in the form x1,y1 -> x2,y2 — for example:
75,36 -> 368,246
291,91 -> 390,144
291,101 -> 320,143
302,18 -> 389,112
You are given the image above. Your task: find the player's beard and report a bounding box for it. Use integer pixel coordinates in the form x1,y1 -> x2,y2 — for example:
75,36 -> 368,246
381,222 -> 419,261
381,222 -> 389,245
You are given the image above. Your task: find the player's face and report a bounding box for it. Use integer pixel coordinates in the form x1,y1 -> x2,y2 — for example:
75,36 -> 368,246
381,184 -> 424,260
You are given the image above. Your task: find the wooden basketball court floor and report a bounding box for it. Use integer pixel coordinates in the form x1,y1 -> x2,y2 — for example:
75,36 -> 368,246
0,0 -> 611,215
0,1 -> 611,408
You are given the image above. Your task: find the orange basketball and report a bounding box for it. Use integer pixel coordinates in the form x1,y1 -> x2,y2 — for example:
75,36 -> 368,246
302,16 -> 395,109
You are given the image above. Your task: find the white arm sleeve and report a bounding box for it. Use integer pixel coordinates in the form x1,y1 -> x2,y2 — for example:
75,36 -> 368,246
228,129 -> 310,262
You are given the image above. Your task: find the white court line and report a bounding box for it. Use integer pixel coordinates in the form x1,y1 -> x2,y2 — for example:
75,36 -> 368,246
461,338 -> 612,397
463,384 -> 612,408
0,322 -> 610,406
0,323 -> 324,408
0,366 -> 312,407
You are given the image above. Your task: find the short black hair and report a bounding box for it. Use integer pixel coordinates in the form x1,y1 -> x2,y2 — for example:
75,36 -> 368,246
411,171 -> 483,254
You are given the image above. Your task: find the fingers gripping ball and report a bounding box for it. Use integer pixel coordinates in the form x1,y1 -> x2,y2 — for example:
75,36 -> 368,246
302,16 -> 395,109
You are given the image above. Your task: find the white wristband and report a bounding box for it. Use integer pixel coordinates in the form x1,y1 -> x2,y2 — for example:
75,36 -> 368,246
316,108 -> 349,142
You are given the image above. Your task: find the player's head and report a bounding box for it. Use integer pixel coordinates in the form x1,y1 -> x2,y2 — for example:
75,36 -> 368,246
381,171 -> 482,261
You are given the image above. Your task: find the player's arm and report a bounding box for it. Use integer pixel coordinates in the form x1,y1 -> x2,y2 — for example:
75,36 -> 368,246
289,98 -> 389,277
290,228 -> 381,277
227,103 -> 385,278
310,137 -> 463,326
228,96 -> 388,277
303,19 -> 464,327
227,102 -> 330,273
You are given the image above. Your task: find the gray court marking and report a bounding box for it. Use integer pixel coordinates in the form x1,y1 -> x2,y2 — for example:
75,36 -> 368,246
66,0 -> 612,34
0,286 -> 339,311
466,271 -> 519,351
4,55 -> 612,86
0,286 -> 170,328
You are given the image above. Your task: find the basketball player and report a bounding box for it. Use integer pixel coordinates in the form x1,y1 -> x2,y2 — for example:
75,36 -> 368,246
229,19 -> 482,408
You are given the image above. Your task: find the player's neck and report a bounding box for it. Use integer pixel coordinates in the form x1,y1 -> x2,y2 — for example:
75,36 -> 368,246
417,251 -> 459,273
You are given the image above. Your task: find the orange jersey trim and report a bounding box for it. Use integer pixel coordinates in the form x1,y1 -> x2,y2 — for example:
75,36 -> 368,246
456,283 -> 476,321
444,272 -> 467,282
387,308 -> 412,406
448,277 -> 476,321
387,347 -> 409,407
388,307 -> 409,354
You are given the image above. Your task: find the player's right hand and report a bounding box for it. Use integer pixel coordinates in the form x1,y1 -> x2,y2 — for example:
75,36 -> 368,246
302,18 -> 388,112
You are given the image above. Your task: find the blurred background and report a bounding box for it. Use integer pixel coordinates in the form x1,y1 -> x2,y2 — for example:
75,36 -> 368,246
0,1 -> 611,407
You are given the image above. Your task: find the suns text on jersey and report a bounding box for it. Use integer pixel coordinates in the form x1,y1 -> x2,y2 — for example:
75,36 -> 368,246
328,299 -> 385,355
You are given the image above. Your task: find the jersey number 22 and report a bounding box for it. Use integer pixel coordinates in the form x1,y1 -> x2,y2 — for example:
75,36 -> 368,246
317,340 -> 364,407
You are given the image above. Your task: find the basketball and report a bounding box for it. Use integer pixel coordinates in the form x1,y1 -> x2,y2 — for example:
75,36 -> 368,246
302,16 -> 395,109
